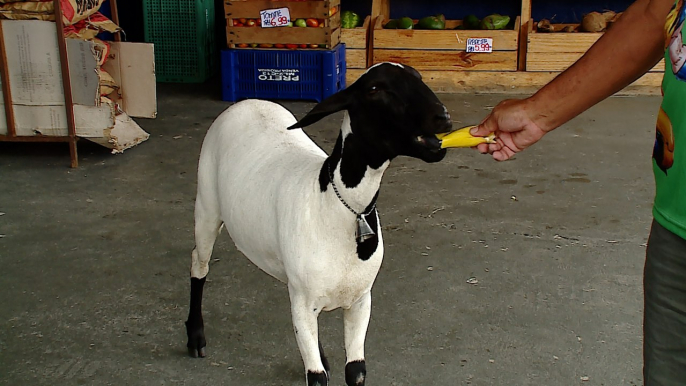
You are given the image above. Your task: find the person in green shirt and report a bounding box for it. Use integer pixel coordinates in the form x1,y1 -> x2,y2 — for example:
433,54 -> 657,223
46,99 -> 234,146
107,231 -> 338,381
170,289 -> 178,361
471,0 -> 686,384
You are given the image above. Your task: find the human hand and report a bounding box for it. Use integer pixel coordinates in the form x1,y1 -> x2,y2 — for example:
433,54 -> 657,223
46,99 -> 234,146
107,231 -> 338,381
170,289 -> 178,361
471,99 -> 549,161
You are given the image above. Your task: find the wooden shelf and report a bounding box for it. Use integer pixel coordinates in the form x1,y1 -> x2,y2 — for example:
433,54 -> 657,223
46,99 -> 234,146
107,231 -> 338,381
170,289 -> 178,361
355,0 -> 661,94
0,0 -> 121,167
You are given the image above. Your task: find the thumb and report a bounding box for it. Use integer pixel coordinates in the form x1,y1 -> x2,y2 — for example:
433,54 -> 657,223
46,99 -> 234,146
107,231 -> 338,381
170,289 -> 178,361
470,114 -> 497,137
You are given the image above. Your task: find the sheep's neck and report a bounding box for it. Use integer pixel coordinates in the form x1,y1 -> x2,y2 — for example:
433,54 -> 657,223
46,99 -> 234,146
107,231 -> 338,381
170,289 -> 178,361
322,113 -> 390,215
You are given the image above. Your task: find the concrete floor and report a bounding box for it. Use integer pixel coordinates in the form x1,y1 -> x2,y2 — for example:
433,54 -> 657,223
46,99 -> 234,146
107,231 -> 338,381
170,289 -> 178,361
0,80 -> 660,386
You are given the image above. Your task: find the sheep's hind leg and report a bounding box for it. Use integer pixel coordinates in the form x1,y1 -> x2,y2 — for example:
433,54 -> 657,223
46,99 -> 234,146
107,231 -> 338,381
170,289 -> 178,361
185,214 -> 222,358
343,292 -> 371,386
290,291 -> 328,386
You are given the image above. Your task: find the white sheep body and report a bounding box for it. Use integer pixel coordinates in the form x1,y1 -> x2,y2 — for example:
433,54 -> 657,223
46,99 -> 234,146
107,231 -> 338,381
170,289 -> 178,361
186,63 -> 452,386
194,99 -> 385,311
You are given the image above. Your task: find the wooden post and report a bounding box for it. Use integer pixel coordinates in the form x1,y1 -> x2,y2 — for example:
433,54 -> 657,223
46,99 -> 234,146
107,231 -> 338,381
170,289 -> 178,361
109,0 -> 121,42
518,0 -> 532,71
0,21 -> 16,137
54,0 -> 79,168
371,0 -> 390,22
369,0 -> 390,69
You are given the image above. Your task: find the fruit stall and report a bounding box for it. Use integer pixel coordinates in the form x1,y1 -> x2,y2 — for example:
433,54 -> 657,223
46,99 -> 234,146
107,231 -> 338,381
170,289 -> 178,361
361,0 -> 660,94
218,0 -> 662,99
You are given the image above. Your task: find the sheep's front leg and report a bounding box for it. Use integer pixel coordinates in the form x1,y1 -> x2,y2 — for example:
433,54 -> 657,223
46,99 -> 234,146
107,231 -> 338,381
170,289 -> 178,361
290,291 -> 328,386
344,292 -> 371,386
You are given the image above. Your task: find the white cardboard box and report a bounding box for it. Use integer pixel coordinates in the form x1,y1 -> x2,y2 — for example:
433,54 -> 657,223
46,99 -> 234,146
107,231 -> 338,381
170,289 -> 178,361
0,20 -> 156,152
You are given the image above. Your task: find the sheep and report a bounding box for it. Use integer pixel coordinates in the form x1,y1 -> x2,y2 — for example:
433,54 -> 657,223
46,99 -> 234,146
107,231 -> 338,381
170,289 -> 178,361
185,62 -> 453,386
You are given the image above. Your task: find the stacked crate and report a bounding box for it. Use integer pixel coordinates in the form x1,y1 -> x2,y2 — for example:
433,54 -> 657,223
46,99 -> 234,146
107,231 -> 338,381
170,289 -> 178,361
143,0 -> 217,83
224,0 -> 341,49
220,1 -> 348,102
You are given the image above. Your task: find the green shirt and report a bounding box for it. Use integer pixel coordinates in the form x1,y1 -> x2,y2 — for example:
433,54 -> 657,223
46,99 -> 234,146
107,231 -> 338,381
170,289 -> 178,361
654,0 -> 686,239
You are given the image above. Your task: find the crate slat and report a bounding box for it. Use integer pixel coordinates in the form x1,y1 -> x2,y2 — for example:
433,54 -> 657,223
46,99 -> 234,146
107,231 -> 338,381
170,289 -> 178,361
528,33 -> 602,53
347,69 -> 663,95
227,27 -> 341,47
381,70 -> 664,95
346,49 -> 367,68
374,50 -> 517,71
528,52 -> 666,72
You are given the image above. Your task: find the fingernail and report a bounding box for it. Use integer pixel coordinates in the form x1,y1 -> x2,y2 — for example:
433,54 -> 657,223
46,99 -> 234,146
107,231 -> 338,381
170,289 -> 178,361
470,126 -> 478,135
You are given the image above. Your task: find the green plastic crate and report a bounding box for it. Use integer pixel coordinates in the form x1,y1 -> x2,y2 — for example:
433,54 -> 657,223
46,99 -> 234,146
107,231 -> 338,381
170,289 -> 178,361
143,0 -> 217,83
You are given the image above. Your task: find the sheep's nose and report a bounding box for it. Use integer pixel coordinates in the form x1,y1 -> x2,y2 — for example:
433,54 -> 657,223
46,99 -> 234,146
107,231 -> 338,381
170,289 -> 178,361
440,111 -> 451,122
436,105 -> 451,122
434,106 -> 452,127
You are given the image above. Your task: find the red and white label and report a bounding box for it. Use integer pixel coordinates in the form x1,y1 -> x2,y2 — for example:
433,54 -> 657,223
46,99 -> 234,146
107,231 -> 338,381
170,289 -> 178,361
260,8 -> 291,28
466,38 -> 493,53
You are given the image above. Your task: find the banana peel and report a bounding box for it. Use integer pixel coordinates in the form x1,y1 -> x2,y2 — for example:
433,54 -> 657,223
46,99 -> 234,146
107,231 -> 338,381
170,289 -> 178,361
436,126 -> 496,148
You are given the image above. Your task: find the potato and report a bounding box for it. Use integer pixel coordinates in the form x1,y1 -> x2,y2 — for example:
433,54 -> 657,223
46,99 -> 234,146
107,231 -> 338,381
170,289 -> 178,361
581,11 -> 606,32
602,11 -> 617,22
537,19 -> 555,32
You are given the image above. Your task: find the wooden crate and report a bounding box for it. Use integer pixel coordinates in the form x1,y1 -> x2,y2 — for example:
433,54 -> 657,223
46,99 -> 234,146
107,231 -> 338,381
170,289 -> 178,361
526,22 -> 665,73
372,16 -> 521,72
340,15 -> 370,69
224,0 -> 341,48
342,69 -> 662,95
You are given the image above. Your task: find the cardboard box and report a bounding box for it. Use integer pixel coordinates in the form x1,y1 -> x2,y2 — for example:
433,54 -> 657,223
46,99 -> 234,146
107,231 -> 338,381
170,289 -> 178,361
0,20 -> 157,152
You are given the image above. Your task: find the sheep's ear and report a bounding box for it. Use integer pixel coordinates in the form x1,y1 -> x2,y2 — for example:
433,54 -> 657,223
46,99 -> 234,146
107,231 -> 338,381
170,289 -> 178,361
287,87 -> 353,130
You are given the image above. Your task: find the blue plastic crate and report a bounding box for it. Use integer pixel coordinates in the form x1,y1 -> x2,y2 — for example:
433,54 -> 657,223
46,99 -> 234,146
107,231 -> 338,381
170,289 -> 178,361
221,44 -> 346,103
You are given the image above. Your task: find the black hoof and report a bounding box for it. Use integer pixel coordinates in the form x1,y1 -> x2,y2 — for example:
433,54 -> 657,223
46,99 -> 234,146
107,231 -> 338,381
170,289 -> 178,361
345,360 -> 366,386
307,370 -> 328,386
185,319 -> 206,358
188,346 -> 206,358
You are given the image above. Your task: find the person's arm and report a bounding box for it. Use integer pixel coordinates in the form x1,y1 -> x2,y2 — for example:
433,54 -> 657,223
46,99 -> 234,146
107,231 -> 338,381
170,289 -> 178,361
472,0 -> 674,161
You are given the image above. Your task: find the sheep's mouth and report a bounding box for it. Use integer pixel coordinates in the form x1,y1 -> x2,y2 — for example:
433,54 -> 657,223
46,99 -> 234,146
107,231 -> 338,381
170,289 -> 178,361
414,135 -> 443,152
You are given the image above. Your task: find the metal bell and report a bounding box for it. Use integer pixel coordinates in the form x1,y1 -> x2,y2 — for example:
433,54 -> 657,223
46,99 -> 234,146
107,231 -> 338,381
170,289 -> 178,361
356,214 -> 376,242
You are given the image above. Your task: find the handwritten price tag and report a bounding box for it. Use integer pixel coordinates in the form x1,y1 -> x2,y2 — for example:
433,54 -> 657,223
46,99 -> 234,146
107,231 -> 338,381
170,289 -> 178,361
466,38 -> 493,53
260,8 -> 291,28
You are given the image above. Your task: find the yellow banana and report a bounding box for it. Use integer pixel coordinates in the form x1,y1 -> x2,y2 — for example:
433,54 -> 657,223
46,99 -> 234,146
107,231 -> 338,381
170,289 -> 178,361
436,126 -> 496,149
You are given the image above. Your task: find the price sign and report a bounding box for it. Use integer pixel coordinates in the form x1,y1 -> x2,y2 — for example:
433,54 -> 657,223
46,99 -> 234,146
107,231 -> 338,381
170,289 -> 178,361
260,8 -> 291,28
466,38 -> 493,53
